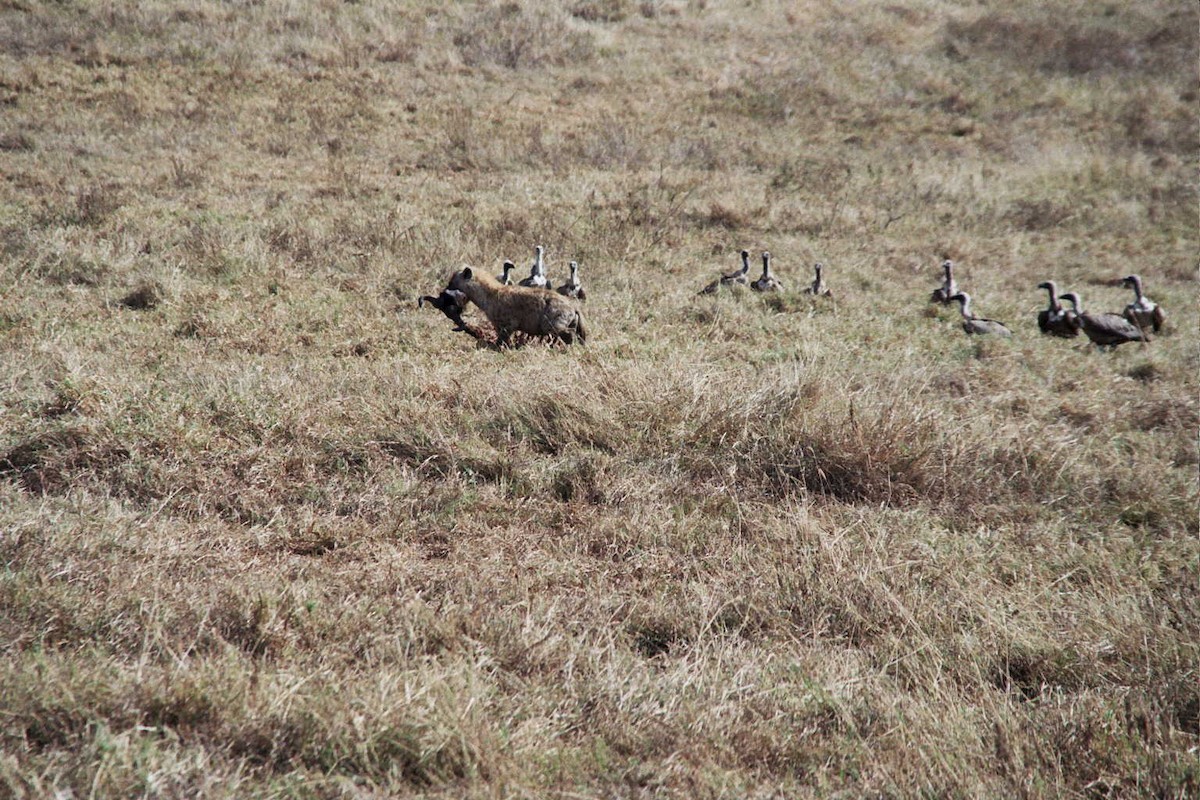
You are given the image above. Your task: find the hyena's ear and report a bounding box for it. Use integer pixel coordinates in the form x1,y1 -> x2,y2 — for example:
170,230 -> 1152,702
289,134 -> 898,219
461,267 -> 473,280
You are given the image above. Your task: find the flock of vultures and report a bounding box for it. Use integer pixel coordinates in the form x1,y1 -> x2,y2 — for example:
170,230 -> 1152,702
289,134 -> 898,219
419,247 -> 1167,349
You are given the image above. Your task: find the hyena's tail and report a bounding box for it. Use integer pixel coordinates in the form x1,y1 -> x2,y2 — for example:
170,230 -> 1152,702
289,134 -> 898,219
574,310 -> 588,344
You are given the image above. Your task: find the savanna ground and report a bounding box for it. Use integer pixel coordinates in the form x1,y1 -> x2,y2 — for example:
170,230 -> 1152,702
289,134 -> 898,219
1,1 -> 1197,797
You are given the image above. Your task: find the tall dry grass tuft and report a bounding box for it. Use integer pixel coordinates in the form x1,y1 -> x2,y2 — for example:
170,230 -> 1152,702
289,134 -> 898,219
453,3 -> 594,70
1,427 -> 130,496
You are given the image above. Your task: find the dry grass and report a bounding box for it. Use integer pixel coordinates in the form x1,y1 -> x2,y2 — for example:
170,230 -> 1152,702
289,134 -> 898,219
1,0 -> 1197,797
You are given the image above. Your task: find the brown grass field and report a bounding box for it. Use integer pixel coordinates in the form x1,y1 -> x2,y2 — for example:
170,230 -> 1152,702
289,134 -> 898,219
1,1 -> 1197,797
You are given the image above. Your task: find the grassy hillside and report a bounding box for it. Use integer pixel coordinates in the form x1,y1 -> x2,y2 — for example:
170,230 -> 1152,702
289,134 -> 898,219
1,1 -> 1196,797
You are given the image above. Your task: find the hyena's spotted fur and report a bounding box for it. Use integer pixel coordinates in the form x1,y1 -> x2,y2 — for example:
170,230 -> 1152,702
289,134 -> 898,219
446,267 -> 587,347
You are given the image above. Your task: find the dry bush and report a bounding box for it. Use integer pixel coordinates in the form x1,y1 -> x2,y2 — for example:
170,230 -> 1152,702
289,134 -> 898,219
34,183 -> 124,228
571,0 -> 631,23
0,130 -> 35,151
167,153 -> 205,189
0,427 -> 129,496
453,3 -> 594,69
373,29 -> 422,64
173,311 -> 217,340
947,14 -> 1128,74
264,218 -> 319,266
696,201 -> 752,230
765,411 -> 944,506
30,252 -> 108,287
176,215 -> 241,279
